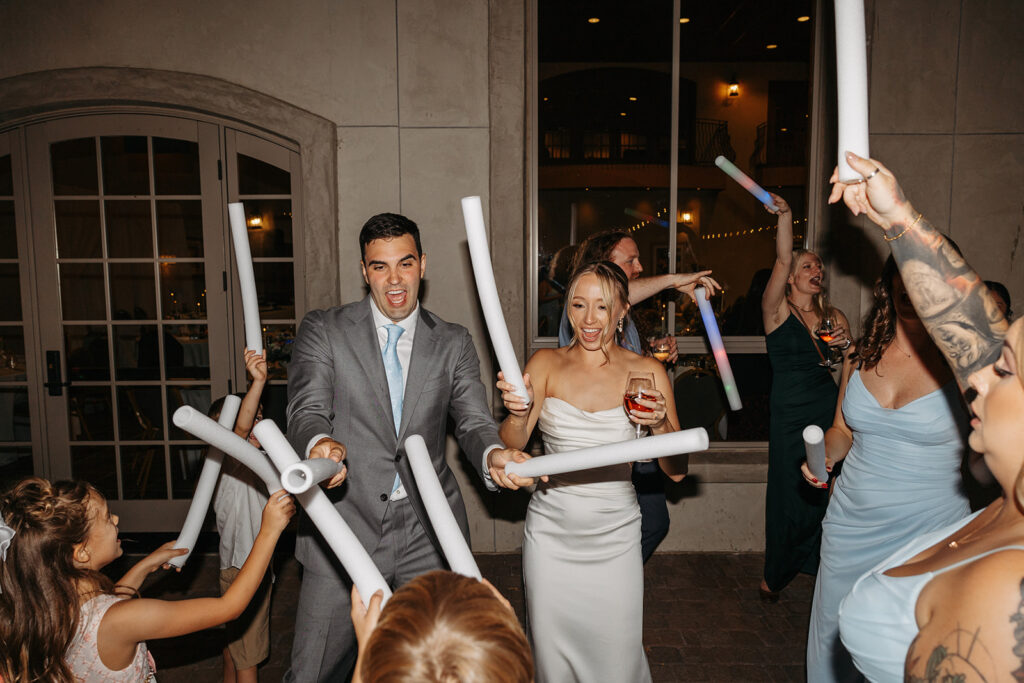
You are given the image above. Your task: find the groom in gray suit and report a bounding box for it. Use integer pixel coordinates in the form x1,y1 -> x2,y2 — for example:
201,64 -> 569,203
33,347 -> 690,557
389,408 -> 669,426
283,213 -> 533,682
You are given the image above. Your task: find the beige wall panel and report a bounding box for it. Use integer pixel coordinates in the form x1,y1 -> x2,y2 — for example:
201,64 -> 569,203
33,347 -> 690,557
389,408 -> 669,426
949,134 -> 1024,309
397,0 -> 489,127
335,126 -> 402,303
869,135 -> 955,233
869,0 -> 960,134
661,483 -> 767,551
955,0 -> 1024,133
0,0 -> 398,126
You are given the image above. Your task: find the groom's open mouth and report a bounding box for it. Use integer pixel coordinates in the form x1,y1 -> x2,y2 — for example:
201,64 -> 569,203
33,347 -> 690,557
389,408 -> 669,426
385,288 -> 407,308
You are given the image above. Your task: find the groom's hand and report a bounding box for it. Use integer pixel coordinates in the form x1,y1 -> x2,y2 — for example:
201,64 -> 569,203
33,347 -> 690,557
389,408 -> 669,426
487,447 -> 546,490
310,437 -> 348,488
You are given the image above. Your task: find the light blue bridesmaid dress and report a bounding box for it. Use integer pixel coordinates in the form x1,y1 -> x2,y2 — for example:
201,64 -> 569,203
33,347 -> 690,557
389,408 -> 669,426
806,371 -> 970,682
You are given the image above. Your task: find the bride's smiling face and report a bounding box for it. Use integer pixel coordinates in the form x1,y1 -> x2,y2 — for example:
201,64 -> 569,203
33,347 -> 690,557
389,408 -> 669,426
569,272 -> 625,350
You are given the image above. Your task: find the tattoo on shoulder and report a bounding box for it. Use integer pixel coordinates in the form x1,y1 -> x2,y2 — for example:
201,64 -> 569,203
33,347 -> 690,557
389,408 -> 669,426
888,215 -> 1008,384
1012,579 -> 1024,682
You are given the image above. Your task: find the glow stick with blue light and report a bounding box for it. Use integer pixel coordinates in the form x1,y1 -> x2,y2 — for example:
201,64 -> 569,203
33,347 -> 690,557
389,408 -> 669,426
694,286 -> 742,411
714,156 -> 779,212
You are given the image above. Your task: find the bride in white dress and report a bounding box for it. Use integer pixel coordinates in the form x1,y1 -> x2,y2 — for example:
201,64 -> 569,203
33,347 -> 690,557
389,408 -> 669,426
496,261 -> 689,683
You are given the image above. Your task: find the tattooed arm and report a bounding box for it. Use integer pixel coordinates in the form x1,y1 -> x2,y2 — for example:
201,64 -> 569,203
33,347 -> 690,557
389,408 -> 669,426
906,553 -> 1024,682
829,152 -> 1009,390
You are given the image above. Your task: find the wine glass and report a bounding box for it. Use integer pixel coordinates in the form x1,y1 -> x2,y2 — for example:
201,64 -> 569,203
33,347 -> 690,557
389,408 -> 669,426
815,316 -> 842,368
649,337 -> 672,363
623,371 -> 656,438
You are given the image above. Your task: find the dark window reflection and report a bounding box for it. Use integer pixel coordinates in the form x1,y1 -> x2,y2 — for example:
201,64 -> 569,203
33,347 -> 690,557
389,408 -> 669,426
0,265 -> 21,321
109,263 -> 156,320
170,445 -> 205,498
66,325 -> 110,381
55,200 -> 102,259
117,386 -> 163,441
238,153 -> 290,195
0,154 -> 13,196
120,445 -> 167,499
71,445 -> 116,499
241,199 -> 292,257
166,384 -> 211,440
264,324 -> 294,380
101,136 -> 150,196
253,263 -> 294,319
0,447 -> 33,496
159,262 -> 206,320
67,386 -> 114,440
114,324 -> 160,381
0,200 -> 16,260
51,138 -> 98,196
156,200 -> 204,258
164,325 -> 209,379
105,200 -> 153,258
153,138 -> 201,195
0,388 -> 29,441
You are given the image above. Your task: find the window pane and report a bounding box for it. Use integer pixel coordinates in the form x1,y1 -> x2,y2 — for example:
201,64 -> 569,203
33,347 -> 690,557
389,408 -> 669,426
55,200 -> 102,258
165,324 -> 209,379
0,154 -> 12,196
0,326 -> 25,380
265,323 -> 295,380
156,200 -> 204,258
0,447 -> 33,494
0,264 -> 21,321
0,200 -> 16,259
0,387 -> 29,441
113,324 -> 159,381
109,263 -> 156,320
166,385 -> 211,440
117,386 -> 163,440
170,445 -> 205,498
253,262 -> 295,319
160,262 -> 206,320
60,263 -> 106,320
71,445 -> 116,499
105,200 -> 153,258
51,138 -> 98,196
66,325 -> 110,381
120,445 -> 167,499
675,353 -> 770,442
101,136 -> 150,196
153,138 -> 201,195
238,153 -> 290,195
242,199 -> 292,257
68,386 -> 114,440
260,383 -> 288,435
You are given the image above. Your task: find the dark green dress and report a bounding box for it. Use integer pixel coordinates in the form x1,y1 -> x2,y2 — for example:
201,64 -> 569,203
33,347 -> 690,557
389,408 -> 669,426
763,312 -> 838,591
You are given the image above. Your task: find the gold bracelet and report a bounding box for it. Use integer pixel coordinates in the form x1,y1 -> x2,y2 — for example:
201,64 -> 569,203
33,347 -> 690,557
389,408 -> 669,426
883,212 -> 922,242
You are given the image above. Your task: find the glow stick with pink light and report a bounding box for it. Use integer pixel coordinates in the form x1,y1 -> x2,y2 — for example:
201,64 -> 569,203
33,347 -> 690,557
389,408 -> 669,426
505,428 -> 708,479
228,202 -> 263,354
252,420 -> 392,604
695,286 -> 742,411
168,395 -> 241,567
280,458 -> 345,495
714,156 -> 779,212
834,0 -> 870,182
404,435 -> 481,579
461,196 -> 529,405
172,406 -> 281,492
803,425 -> 829,482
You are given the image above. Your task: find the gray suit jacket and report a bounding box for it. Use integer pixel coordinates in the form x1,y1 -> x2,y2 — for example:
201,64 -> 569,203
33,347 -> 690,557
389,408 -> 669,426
286,296 -> 500,577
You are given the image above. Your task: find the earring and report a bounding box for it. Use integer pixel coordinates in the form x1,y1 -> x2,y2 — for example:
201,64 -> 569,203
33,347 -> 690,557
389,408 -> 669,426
617,318 -> 624,333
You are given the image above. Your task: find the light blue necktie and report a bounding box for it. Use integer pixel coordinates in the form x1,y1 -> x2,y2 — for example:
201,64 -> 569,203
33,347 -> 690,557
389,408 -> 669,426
382,323 -> 405,494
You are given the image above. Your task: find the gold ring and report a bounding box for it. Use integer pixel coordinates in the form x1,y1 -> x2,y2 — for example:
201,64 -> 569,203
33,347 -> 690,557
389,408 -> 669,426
864,167 -> 881,181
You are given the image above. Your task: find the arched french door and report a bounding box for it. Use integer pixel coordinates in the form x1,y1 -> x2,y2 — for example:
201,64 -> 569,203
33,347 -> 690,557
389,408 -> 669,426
1,111 -> 303,530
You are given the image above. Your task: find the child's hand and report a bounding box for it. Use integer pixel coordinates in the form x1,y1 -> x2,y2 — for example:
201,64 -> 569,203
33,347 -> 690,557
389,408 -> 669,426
143,542 -> 189,573
245,349 -> 268,383
351,585 -> 384,651
262,490 -> 296,535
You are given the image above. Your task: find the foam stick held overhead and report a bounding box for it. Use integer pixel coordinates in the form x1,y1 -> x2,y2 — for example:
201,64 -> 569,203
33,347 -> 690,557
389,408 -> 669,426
461,195 -> 529,404
168,395 -> 241,568
834,0 -> 870,182
172,406 -> 281,492
695,286 -> 742,411
253,420 -> 392,604
505,428 -> 708,479
228,202 -> 263,354
803,425 -> 829,482
404,435 -> 481,579
714,156 -> 779,212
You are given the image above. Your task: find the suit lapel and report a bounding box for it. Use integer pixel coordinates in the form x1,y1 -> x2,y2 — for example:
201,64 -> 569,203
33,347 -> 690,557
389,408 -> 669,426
347,297 -> 395,432
398,308 -> 437,441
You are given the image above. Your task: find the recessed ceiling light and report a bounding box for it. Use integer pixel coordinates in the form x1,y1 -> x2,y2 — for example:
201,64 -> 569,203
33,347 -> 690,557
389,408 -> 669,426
628,96 -> 637,101
543,97 -> 549,101
679,17 -> 690,24
797,15 -> 810,22
620,112 -> 627,116
766,44 -> 778,49
587,17 -> 600,24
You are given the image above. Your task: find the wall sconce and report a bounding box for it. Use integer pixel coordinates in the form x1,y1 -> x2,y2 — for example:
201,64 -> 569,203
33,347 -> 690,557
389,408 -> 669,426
727,76 -> 740,98
247,215 -> 263,229
678,209 -> 697,226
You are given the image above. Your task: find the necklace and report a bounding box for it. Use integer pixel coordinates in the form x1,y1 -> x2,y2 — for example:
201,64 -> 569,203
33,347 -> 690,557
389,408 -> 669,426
788,299 -> 814,313
890,339 -> 913,358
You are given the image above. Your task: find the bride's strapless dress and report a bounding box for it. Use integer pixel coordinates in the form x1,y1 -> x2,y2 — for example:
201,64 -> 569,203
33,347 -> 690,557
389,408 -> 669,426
524,397 -> 652,683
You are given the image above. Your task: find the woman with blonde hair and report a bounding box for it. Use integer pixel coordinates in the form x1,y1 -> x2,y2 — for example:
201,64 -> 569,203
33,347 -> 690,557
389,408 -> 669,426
829,152 -> 1021,681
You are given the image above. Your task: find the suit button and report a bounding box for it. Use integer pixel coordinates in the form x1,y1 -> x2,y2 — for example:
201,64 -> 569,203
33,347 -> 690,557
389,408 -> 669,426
395,453 -> 402,462
379,493 -> 388,502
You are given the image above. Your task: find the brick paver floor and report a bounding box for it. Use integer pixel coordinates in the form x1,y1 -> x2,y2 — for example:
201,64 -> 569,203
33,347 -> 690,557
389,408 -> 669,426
141,551 -> 814,682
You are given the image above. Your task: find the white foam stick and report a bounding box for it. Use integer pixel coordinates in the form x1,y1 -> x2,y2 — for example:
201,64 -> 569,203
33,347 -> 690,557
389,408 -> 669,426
404,435 -> 481,579
506,428 -> 708,479
228,202 -> 263,354
834,0 -> 870,182
168,395 -> 241,567
695,287 -> 742,411
281,458 -> 345,495
461,196 -> 529,404
253,420 -> 392,603
172,406 -> 281,492
803,425 -> 829,482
